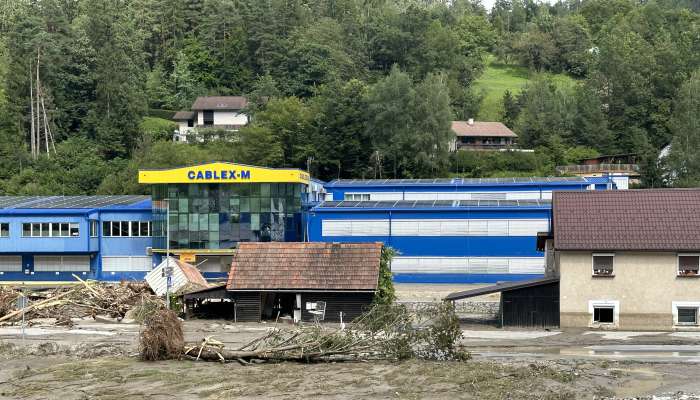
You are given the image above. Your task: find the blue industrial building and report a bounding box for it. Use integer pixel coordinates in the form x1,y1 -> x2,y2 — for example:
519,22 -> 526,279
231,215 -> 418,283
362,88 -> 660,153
308,176 -> 620,283
0,166 -> 625,285
0,196 -> 153,283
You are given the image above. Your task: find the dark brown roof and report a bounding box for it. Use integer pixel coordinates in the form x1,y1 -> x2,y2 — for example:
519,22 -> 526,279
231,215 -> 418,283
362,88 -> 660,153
444,277 -> 559,301
172,111 -> 195,120
451,121 -> 517,138
226,242 -> 382,291
553,189 -> 700,251
191,96 -> 248,110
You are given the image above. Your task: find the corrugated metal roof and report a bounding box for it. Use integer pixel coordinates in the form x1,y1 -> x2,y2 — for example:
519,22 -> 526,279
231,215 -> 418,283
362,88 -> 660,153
313,199 -> 551,210
326,176 -> 601,187
226,242 -> 382,291
553,189 -> 700,251
444,277 -> 559,301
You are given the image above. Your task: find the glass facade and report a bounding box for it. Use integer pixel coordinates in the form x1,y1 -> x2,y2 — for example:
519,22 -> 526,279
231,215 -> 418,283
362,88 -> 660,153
152,183 -> 304,250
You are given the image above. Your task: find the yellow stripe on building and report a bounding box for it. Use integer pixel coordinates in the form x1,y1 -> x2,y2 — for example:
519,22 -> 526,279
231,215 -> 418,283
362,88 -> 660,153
138,162 -> 310,184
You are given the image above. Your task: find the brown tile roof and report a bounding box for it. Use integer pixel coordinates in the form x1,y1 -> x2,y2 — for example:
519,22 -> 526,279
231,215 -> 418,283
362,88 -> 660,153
172,111 -> 195,120
553,189 -> 700,251
226,242 -> 382,291
451,121 -> 517,137
191,96 -> 248,110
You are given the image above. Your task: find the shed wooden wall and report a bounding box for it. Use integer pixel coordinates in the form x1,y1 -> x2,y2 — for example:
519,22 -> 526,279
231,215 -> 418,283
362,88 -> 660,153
300,292 -> 374,322
501,282 -> 559,328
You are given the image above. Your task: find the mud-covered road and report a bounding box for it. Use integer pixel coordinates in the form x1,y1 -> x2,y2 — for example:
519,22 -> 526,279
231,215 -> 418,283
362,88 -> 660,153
2,319 -> 700,399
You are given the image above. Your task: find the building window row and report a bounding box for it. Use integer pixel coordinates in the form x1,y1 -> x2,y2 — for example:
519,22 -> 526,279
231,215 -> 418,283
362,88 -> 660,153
22,222 -> 79,237
102,221 -> 152,237
591,253 -> 700,277
341,191 -> 554,201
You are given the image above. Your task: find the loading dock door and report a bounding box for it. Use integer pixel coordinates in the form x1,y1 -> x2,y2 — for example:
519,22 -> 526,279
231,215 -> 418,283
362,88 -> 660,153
0,256 -> 22,272
34,255 -> 90,272
102,256 -> 152,272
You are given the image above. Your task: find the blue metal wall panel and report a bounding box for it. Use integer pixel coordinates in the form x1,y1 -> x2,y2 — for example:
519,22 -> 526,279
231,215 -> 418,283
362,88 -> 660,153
308,205 -> 552,283
393,273 -> 544,284
319,235 -> 542,257
0,216 -> 89,253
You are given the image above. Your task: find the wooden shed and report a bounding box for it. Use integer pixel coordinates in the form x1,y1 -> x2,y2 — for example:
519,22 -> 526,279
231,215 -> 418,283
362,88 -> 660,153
445,277 -> 560,329
184,242 -> 382,323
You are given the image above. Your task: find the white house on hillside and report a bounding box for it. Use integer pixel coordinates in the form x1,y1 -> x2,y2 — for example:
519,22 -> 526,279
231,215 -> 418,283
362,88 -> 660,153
172,96 -> 249,142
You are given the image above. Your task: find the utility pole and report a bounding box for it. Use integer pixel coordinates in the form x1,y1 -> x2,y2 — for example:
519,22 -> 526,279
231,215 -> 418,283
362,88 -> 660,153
164,199 -> 172,309
306,156 -> 314,173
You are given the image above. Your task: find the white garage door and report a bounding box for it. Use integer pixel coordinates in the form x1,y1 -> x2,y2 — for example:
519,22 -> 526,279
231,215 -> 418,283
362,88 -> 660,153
0,256 -> 22,272
102,256 -> 152,272
34,256 -> 90,272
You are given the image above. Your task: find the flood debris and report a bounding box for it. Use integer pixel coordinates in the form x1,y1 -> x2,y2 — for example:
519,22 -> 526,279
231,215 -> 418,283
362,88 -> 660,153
179,303 -> 470,363
139,309 -> 185,361
145,257 -> 209,297
0,274 -> 165,326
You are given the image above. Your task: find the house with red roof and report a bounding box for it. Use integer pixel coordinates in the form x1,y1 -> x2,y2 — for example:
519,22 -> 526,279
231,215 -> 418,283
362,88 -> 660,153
451,119 -> 518,151
552,189 -> 700,330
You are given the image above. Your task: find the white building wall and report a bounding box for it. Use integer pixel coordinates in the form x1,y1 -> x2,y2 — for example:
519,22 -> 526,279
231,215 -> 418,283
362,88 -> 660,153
321,218 -> 549,237
391,256 -> 545,274
213,111 -> 248,126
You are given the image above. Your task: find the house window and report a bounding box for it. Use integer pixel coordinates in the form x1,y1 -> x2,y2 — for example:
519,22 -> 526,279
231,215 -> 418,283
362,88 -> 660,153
187,119 -> 194,127
344,193 -> 371,201
90,220 -> 98,237
592,253 -> 614,276
593,307 -> 614,323
203,110 -> 214,126
0,223 -> 8,237
677,307 -> 698,325
678,254 -> 699,277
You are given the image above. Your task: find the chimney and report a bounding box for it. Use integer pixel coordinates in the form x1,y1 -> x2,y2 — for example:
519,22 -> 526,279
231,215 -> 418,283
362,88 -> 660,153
467,118 -> 474,125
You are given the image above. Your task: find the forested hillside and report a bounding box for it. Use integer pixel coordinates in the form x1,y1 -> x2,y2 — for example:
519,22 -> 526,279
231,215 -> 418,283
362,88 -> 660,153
0,0 -> 697,194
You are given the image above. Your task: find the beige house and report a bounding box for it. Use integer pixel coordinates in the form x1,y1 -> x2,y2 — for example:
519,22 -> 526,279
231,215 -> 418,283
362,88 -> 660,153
172,96 -> 249,142
551,189 -> 700,331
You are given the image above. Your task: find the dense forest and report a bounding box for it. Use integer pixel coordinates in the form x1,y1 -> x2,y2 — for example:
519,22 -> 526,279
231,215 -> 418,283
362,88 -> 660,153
0,0 -> 697,194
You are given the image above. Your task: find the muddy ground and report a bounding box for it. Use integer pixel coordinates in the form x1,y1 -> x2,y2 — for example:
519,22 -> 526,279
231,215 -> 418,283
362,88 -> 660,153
1,319 -> 700,399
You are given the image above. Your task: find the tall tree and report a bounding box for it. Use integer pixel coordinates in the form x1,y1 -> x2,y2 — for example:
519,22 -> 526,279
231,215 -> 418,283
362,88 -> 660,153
665,70 -> 700,186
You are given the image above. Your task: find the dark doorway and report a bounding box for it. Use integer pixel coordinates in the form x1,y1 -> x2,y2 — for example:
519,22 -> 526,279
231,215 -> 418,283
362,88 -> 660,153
261,293 -> 295,320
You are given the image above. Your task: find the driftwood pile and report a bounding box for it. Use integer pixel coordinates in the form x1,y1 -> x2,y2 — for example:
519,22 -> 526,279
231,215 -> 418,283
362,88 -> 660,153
179,303 -> 469,363
0,275 -> 164,326
140,309 -> 185,361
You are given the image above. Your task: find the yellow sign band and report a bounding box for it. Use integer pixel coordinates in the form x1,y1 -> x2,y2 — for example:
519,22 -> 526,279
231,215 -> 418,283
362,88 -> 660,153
138,162 -> 310,184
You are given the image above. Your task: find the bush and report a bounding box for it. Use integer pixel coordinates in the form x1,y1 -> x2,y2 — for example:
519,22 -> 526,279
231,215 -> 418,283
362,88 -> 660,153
373,246 -> 396,305
449,150 -> 549,177
140,117 -> 177,142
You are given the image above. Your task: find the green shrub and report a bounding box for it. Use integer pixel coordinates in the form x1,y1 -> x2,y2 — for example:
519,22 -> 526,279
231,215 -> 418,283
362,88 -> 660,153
373,246 -> 396,305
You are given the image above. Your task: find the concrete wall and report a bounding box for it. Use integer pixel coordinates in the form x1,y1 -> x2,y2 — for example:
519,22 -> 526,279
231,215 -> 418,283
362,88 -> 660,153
559,251 -> 700,330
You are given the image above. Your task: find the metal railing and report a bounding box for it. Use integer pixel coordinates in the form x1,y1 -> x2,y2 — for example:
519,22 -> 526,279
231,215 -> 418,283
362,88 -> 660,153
556,164 -> 640,175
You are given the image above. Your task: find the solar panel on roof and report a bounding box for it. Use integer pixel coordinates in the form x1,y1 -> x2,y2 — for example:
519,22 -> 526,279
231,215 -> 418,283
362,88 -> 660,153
314,198 -> 551,210
0,195 -> 150,209
0,197 -> 37,209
